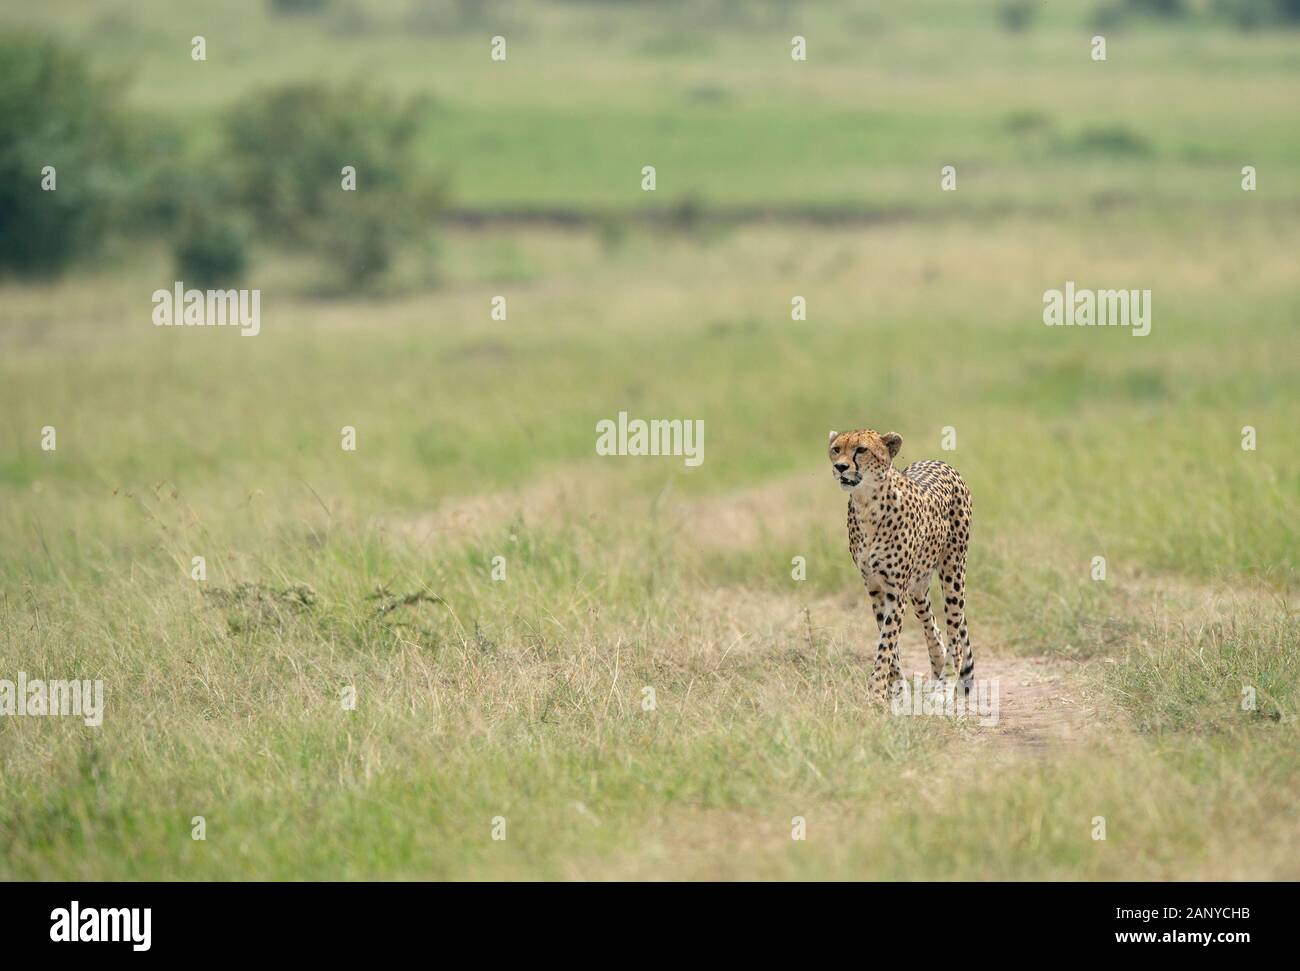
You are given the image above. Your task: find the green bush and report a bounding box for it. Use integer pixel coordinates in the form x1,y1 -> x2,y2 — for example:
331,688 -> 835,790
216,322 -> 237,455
314,195 -> 398,291
1126,0 -> 1186,15
222,81 -> 441,291
998,0 -> 1037,32
268,0 -> 331,12
1071,125 -> 1152,157
0,36 -> 131,277
224,82 -> 434,243
174,211 -> 250,288
0,47 -> 442,294
1213,0 -> 1300,26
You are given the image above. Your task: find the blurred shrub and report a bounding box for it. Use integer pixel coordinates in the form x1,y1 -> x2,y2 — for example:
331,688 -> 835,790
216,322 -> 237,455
314,195 -> 398,291
1003,110 -> 1055,136
1113,0 -> 1300,24
327,2 -> 377,36
130,155 -> 226,236
406,0 -> 514,33
1213,0 -> 1300,26
268,0 -> 331,13
597,214 -> 629,253
1127,0 -> 1186,14
0,38 -> 443,295
1091,2 -> 1130,28
174,210 -> 250,287
225,83 -> 428,240
668,193 -> 706,231
1071,125 -> 1152,157
998,0 -> 1038,32
0,36 -> 131,277
223,82 -> 441,290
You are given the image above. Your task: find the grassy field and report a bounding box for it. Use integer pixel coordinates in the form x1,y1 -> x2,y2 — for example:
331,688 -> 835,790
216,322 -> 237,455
1,0 -> 1298,879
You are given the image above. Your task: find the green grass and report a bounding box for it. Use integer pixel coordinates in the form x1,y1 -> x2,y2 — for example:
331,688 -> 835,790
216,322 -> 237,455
7,0 -> 1300,213
1,0 -> 1298,879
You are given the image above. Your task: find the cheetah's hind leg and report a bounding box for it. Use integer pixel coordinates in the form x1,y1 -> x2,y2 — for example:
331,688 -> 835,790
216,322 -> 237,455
910,590 -> 948,693
939,551 -> 974,696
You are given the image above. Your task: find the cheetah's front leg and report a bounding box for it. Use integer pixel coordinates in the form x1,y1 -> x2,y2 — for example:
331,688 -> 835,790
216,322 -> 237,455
867,588 -> 903,702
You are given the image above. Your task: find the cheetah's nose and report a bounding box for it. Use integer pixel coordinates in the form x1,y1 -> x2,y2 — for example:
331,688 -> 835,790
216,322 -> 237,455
833,462 -> 850,473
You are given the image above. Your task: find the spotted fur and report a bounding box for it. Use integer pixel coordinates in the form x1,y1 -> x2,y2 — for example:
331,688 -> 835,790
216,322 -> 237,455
828,428 -> 974,700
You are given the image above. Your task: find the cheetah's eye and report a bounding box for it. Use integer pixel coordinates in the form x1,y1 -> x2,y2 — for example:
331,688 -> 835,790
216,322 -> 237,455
854,446 -> 867,456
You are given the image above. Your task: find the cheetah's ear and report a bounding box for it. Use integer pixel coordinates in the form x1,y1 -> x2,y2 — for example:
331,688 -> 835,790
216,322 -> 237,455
882,432 -> 903,459
827,430 -> 839,446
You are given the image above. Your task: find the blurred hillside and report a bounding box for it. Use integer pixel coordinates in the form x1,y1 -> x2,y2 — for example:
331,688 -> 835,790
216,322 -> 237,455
2,0 -> 1299,292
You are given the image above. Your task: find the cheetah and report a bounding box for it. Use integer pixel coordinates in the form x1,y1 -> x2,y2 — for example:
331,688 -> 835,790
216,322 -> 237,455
827,428 -> 974,701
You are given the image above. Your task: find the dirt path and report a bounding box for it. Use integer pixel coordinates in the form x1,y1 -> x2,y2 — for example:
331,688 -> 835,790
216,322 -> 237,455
891,628 -> 1097,752
385,478 -> 1101,754
702,586 -> 1102,753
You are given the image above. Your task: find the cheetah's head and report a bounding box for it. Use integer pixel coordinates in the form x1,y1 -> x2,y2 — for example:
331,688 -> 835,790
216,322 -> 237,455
827,429 -> 902,492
